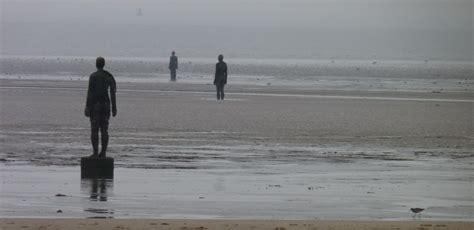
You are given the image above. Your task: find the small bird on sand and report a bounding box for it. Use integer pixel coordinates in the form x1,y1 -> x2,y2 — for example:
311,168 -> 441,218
410,208 -> 424,218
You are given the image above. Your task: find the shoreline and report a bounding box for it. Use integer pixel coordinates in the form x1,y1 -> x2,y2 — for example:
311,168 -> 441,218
1,219 -> 473,230
1,55 -> 472,93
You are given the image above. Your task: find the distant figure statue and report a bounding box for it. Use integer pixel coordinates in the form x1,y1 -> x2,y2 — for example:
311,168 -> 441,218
168,51 -> 178,81
84,57 -> 117,158
213,54 -> 227,100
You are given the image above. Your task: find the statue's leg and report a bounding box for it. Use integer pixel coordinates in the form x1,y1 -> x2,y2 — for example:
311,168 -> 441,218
221,84 -> 225,100
99,111 -> 110,157
90,111 -> 99,157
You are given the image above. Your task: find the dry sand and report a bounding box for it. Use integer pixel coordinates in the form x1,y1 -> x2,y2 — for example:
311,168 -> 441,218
1,219 -> 473,230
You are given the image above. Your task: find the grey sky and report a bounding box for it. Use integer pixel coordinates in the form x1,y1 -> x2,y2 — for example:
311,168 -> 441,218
1,0 -> 472,60
2,0 -> 472,30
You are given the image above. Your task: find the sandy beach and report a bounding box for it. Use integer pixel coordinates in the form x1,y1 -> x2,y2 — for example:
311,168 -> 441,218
1,219 -> 473,230
1,78 -> 472,223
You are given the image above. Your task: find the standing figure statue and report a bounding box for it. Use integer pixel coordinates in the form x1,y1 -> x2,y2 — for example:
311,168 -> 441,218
213,54 -> 227,100
169,51 -> 178,81
84,57 -> 117,158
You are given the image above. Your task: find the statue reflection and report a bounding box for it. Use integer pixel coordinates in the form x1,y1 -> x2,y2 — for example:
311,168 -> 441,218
81,178 -> 114,218
90,178 -> 110,201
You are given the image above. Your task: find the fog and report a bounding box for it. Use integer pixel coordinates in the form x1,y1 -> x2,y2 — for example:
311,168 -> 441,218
3,0 -> 472,29
1,0 -> 472,60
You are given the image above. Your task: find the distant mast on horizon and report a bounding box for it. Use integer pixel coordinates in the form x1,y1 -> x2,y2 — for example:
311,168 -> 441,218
137,8 -> 143,16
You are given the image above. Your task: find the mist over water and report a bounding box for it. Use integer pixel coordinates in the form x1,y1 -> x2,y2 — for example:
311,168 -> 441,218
2,0 -> 473,61
1,0 -> 472,91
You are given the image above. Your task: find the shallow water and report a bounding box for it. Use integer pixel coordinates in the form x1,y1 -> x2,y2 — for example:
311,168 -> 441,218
1,56 -> 472,92
1,161 -> 472,220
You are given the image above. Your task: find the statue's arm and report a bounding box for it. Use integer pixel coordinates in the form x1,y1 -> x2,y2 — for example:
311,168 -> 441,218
110,75 -> 117,117
84,76 -> 93,117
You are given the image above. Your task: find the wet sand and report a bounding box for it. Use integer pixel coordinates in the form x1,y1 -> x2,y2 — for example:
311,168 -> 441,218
1,79 -> 472,151
0,79 -> 473,220
1,219 -> 473,230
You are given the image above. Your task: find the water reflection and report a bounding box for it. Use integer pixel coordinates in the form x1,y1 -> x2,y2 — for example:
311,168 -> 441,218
81,178 -> 114,218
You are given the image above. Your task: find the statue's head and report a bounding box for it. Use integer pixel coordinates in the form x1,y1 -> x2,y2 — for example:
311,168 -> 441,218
96,57 -> 105,69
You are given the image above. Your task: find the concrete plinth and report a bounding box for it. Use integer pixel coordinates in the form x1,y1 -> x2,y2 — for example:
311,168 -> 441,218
81,157 -> 114,179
